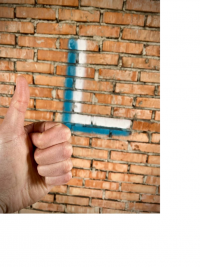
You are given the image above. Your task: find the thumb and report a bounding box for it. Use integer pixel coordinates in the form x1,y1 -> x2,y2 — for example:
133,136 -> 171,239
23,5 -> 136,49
3,76 -> 30,131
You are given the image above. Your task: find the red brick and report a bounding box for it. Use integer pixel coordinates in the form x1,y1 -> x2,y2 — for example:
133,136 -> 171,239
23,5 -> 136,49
93,160 -> 128,172
75,80 -> 113,92
99,69 -> 138,81
92,138 -> 128,150
91,199 -> 125,210
56,90 -> 92,102
69,187 -> 102,198
132,121 -> 160,132
57,65 -> 95,78
72,169 -> 106,180
141,194 -> 160,203
0,73 -> 33,84
155,111 -> 160,121
145,45 -> 160,56
130,165 -> 160,176
36,99 -> 63,111
128,202 -> 160,213
0,97 -> 34,108
130,142 -> 160,153
136,97 -> 160,109
123,28 -> 160,42
38,50 -> 69,62
0,108 -> 8,117
37,23 -> 76,35
79,25 -> 120,38
38,0 -> 78,5
60,38 -> 99,51
66,205 -> 99,213
103,40 -> 143,54
41,194 -> 54,203
67,177 -> 83,186
157,86 -> 160,96
81,0 -> 123,10
16,62 -> 54,74
151,133 -> 160,143
35,75 -> 65,87
115,83 -> 155,95
108,172 -> 143,183
72,158 -> 91,168
146,15 -> 160,27
105,191 -> 139,201
122,57 -> 160,70
78,104 -> 111,115
94,93 -> 132,106
73,147 -> 108,160
19,209 -> 49,214
71,136 -> 90,146
0,34 -> 15,45
140,72 -> 160,83
0,21 -> 34,33
0,0 -> 34,3
32,202 -> 65,212
56,195 -> 89,206
122,183 -> 156,194
59,9 -> 100,22
126,0 -> 160,13
16,7 -> 56,20
0,7 -> 14,18
18,36 -> 56,49
0,47 -> 34,60
111,151 -> 147,163
102,208 -> 131,214
29,86 -> 53,98
146,176 -> 160,185
113,108 -> 152,120
50,185 -> 67,193
103,12 -> 145,26
114,132 -> 148,143
0,60 -> 14,71
25,110 -> 53,121
79,53 -> 119,65
0,85 -> 14,94
148,155 -> 160,165
85,180 -> 119,190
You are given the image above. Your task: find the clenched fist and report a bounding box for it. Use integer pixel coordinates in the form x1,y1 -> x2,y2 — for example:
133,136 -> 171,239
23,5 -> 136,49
0,76 -> 73,213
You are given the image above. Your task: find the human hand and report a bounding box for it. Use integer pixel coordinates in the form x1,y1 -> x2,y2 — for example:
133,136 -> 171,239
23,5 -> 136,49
0,76 -> 73,213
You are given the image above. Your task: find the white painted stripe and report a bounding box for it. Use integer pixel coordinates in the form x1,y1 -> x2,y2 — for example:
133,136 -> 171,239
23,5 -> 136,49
92,117 -> 131,129
76,67 -> 86,77
70,114 -> 91,125
75,79 -> 84,90
77,40 -> 87,51
79,53 -> 87,64
72,91 -> 83,102
73,103 -> 82,113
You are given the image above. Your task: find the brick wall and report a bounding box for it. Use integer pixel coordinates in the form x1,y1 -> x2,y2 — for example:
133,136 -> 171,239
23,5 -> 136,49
0,0 -> 160,214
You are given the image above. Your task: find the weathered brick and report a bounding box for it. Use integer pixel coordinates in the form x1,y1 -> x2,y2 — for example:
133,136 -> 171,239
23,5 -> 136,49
75,80 -> 113,92
32,202 -> 65,212
79,53 -> 119,65
103,12 -> 145,26
128,202 -> 160,213
16,62 -> 54,74
105,191 -> 139,201
155,111 -> 160,120
0,96 -> 34,108
122,183 -> 156,194
115,83 -> 155,95
0,34 -> 15,45
148,155 -> 160,165
0,47 -> 34,59
145,45 -> 160,56
0,61 -> 14,71
92,138 -> 128,150
122,57 -> 160,70
146,15 -> 160,27
94,94 -> 132,106
69,187 -> 103,198
141,194 -> 160,203
126,0 -> 160,13
0,7 -> 14,18
91,199 -> 125,210
29,86 -> 53,98
72,168 -> 106,180
56,90 -> 92,102
60,38 -> 99,51
108,172 -> 143,183
37,23 -> 76,35
56,195 -> 89,206
0,0 -> 35,3
57,65 -> 95,78
16,7 -> 56,20
19,209 -> 49,214
113,108 -> 152,120
99,69 -> 138,81
136,97 -> 160,108
0,85 -> 14,94
72,158 -> 91,168
25,110 -> 53,121
79,25 -> 120,38
146,176 -> 160,185
81,0 -> 123,10
59,9 -> 100,22
93,160 -> 128,172
73,147 -> 108,159
78,104 -> 111,115
18,36 -> 57,48
38,50 -> 69,62
66,205 -> 99,213
40,194 -> 54,203
102,208 -> 131,214
122,28 -> 160,42
38,0 -> 78,5
36,99 -> 63,111
132,121 -> 160,132
103,40 -> 143,54
111,151 -> 147,163
67,177 -> 83,186
130,165 -> 160,176
140,72 -> 160,83
85,180 -> 119,190
0,21 -> 34,33
151,133 -> 160,143
0,73 -> 33,84
130,142 -> 160,153
50,185 -> 67,193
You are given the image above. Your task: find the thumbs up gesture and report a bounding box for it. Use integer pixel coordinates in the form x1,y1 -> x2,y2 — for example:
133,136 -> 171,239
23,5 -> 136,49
0,76 -> 73,213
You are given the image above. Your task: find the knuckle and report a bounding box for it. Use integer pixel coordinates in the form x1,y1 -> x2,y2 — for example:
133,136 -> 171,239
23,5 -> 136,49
63,143 -> 73,158
63,159 -> 73,173
61,125 -> 71,141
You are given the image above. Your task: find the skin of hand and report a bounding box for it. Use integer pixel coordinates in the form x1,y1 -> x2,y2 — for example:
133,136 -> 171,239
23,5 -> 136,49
0,76 -> 73,213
